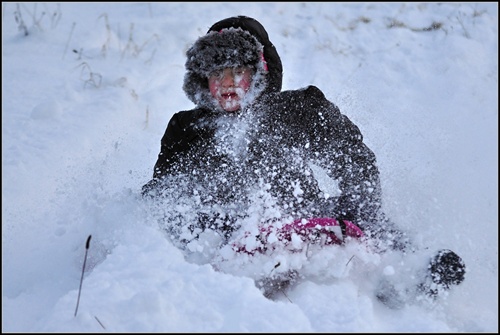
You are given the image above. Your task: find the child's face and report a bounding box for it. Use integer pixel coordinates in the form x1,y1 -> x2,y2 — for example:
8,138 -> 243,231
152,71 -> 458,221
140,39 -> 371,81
208,67 -> 253,112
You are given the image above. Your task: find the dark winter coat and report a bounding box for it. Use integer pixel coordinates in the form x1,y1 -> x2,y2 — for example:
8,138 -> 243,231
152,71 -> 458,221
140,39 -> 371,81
143,16 -> 405,248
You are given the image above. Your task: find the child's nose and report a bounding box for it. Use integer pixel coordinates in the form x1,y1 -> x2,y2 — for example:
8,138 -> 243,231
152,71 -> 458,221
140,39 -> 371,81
221,70 -> 235,87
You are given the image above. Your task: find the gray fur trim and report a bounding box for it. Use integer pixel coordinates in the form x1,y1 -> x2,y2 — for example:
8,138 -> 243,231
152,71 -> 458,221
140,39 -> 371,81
183,27 -> 268,110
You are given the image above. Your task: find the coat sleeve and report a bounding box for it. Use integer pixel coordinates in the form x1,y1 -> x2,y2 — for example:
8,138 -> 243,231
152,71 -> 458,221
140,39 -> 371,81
298,86 -> 385,227
298,87 -> 411,251
142,109 -> 207,196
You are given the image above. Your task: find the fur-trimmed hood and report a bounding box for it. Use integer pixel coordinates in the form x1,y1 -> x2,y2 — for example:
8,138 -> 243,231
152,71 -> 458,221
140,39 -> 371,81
183,16 -> 283,111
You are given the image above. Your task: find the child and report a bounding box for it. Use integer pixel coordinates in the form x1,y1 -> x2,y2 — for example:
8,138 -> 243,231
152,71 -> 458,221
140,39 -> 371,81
142,16 -> 465,304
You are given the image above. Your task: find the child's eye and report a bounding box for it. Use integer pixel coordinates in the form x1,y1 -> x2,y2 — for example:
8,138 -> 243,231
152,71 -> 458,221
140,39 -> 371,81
233,68 -> 245,76
210,70 -> 223,79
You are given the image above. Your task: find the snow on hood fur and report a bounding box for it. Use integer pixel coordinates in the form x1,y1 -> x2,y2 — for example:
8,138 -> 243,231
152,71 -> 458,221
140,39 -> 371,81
183,16 -> 283,110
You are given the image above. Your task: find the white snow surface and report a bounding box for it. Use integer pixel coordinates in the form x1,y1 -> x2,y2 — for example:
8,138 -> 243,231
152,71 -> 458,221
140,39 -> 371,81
2,2 -> 498,332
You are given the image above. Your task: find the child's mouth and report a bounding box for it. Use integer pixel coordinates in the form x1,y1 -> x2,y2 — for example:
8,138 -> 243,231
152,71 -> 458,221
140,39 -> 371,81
222,92 -> 238,100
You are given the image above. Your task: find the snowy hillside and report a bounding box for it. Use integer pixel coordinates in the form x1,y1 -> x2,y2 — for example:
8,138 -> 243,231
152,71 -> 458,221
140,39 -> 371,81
2,2 -> 498,332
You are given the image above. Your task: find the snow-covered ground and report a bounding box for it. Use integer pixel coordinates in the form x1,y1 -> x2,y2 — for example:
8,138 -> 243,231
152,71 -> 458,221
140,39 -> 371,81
2,2 -> 498,332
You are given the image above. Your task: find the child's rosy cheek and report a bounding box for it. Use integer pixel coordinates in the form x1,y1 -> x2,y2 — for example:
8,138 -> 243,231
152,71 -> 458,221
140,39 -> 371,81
209,81 -> 220,97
